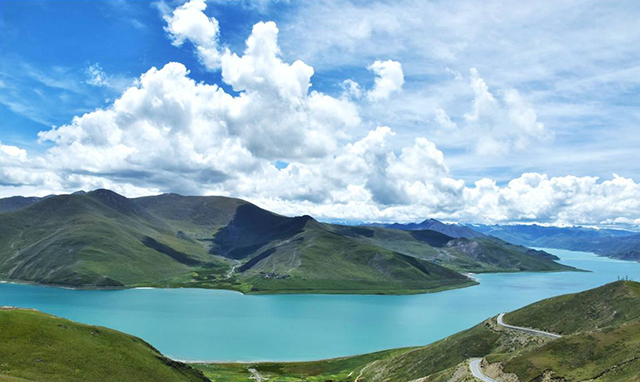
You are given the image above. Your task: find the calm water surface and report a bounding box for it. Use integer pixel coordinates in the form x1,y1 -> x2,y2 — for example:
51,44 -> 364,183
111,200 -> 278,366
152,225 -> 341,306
1,248 -> 638,361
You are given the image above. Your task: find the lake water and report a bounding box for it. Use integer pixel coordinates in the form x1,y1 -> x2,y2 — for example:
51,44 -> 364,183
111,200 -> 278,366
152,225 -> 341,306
1,248 -> 638,362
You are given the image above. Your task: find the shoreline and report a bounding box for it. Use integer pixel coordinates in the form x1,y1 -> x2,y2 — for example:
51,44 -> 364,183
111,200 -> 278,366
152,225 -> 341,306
1,245 -> 609,295
5,246 -> 627,300
175,347 -> 415,365
0,277 -> 479,296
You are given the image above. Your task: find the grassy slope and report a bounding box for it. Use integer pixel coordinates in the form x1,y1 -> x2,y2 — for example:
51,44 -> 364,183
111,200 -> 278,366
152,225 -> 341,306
194,349 -> 406,382
365,280 -> 640,382
197,281 -> 640,382
0,308 -> 209,382
144,201 -> 478,294
504,279 -> 640,335
133,193 -> 245,238
0,190 -> 227,288
331,225 -> 576,273
492,320 -> 640,382
357,323 -> 507,382
243,225 -> 475,294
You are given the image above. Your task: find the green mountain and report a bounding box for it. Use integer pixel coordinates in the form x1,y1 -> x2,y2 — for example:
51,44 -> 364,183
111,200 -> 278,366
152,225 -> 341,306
330,224 -> 570,273
0,308 -> 210,382
471,223 -> 640,262
0,190 -> 224,288
0,189 -> 573,294
194,281 -> 640,382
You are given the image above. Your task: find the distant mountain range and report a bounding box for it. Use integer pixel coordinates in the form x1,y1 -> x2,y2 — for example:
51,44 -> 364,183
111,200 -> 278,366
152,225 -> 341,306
376,218 -> 486,238
375,218 -> 639,262
0,195 -> 44,213
383,218 -> 486,238
469,224 -> 639,262
0,189 -> 574,293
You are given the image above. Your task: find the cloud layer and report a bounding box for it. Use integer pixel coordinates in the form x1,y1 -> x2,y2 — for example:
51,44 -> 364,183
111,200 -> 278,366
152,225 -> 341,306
1,0 -> 638,228
280,0 -> 639,182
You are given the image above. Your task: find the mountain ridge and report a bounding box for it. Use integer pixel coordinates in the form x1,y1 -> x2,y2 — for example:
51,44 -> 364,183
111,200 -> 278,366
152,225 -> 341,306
0,189 -> 575,293
365,217 -> 639,263
384,218 -> 486,238
470,223 -> 640,262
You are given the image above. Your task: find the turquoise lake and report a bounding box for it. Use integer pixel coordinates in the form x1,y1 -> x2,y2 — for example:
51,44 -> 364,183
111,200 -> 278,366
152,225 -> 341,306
1,248 -> 639,362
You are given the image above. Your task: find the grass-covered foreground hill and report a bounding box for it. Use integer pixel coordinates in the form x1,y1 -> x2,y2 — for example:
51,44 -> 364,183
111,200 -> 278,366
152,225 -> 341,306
0,308 -> 210,382
0,189 -> 573,294
195,281 -> 640,382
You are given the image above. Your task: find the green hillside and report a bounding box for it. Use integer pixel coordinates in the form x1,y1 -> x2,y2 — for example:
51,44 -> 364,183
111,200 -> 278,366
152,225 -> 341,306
330,225 -> 574,273
0,190 -> 473,294
0,190 -> 226,288
0,189 -> 574,294
232,220 -> 474,294
504,279 -> 640,334
134,193 -> 246,237
364,280 -> 640,382
492,320 -> 640,382
0,308 -> 209,382
195,281 -> 640,382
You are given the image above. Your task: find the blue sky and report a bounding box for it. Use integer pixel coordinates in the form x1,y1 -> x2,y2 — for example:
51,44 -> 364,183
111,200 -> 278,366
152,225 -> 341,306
1,0 -> 639,226
1,0 -> 357,145
2,0 -> 204,146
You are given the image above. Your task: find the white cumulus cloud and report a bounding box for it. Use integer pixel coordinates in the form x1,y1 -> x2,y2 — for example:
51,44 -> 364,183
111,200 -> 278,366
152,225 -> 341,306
0,3 -> 637,230
164,0 -> 223,70
367,60 -> 404,101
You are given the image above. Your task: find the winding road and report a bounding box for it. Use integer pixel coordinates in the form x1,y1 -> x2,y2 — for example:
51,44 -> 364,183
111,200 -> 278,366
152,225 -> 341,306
248,368 -> 262,382
468,313 -> 562,381
225,260 -> 241,279
469,358 -> 499,382
497,313 -> 562,339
